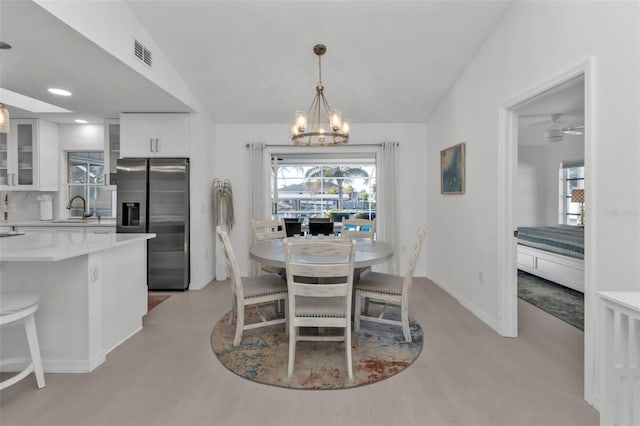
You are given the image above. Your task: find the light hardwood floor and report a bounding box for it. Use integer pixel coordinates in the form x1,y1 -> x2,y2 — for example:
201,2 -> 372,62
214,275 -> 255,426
0,278 -> 598,426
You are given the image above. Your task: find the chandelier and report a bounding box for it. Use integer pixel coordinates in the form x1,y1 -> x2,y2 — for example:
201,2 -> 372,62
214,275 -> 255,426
291,44 -> 350,146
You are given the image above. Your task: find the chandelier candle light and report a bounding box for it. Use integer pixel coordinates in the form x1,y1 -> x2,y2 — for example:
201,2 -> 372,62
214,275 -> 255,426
291,44 -> 350,146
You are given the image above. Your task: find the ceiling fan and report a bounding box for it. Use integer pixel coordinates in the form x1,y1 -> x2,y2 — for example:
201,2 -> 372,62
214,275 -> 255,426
526,113 -> 585,142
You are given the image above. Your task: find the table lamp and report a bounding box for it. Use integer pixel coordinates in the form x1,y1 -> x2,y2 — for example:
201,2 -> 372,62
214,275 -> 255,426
571,189 -> 585,227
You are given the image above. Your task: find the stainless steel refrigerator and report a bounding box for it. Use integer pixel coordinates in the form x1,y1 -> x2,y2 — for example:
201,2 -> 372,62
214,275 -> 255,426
116,158 -> 190,290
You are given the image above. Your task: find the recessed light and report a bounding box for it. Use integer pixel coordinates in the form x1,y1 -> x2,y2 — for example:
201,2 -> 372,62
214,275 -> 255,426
48,88 -> 72,96
75,119 -> 88,124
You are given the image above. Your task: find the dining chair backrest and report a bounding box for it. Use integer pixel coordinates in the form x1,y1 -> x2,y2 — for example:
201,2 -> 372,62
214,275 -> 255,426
216,226 -> 244,300
284,238 -> 356,301
251,219 -> 285,241
308,217 -> 330,223
283,218 -> 302,237
401,226 -> 428,295
342,218 -> 376,239
308,221 -> 334,236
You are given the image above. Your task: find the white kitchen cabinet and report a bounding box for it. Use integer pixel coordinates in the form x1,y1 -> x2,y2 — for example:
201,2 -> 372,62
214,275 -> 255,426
104,119 -> 120,187
119,113 -> 190,158
0,118 -> 59,191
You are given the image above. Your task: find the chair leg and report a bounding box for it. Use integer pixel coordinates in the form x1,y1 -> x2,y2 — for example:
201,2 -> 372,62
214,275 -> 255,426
229,296 -> 236,326
354,291 -> 362,332
345,325 -> 353,379
401,304 -> 412,343
288,324 -> 296,378
284,299 -> 289,336
24,314 -> 45,388
233,303 -> 245,346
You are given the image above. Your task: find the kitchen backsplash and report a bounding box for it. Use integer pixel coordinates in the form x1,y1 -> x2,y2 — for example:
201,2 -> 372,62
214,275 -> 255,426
1,191 -> 58,222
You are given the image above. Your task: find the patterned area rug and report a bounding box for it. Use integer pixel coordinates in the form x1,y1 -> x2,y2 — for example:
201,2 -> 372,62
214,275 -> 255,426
518,270 -> 584,330
211,305 -> 423,390
147,294 -> 170,311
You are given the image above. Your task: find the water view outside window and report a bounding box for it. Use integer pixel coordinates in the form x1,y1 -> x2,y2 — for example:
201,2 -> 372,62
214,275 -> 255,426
271,159 -> 376,223
560,163 -> 584,226
67,151 -> 114,217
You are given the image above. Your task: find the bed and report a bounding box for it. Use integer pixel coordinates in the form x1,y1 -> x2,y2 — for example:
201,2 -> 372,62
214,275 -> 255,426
517,225 -> 584,293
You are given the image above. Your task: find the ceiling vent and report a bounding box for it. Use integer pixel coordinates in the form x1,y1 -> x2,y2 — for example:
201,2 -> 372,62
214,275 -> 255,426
134,39 -> 152,67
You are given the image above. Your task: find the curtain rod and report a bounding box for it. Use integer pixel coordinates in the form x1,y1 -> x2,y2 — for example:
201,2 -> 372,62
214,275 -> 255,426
245,142 -> 398,148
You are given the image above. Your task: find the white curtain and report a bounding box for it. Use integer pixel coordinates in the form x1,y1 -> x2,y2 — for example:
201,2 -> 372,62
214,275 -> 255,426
377,141 -> 399,273
248,142 -> 269,275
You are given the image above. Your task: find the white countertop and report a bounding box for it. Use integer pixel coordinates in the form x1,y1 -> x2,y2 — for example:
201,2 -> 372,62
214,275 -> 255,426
3,219 -> 116,228
0,231 -> 155,262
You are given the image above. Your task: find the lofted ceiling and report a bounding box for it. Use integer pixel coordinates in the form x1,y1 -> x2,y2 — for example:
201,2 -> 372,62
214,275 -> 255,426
0,0 -> 513,125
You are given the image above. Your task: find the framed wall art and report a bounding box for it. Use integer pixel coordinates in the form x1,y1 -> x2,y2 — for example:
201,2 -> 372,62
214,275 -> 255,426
440,142 -> 465,194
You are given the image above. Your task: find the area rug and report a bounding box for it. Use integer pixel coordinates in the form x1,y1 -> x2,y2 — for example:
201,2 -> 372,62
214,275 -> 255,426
211,305 -> 423,390
518,270 -> 584,330
147,294 -> 171,311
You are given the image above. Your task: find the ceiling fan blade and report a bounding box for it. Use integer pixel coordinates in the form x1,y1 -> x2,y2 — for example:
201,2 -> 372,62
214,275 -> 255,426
562,124 -> 585,135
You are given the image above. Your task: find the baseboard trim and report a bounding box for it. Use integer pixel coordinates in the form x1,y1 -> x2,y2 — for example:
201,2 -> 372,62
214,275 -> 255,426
429,277 -> 501,334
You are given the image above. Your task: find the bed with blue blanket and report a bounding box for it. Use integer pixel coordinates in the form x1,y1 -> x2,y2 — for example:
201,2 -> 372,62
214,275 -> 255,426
517,225 -> 584,292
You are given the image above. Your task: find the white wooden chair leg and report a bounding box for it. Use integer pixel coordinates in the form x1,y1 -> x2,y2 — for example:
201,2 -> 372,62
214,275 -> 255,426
24,314 -> 45,388
233,304 -> 245,346
288,324 -> 296,377
229,296 -> 236,326
346,324 -> 353,379
354,291 -> 362,332
401,305 -> 411,342
284,299 -> 289,336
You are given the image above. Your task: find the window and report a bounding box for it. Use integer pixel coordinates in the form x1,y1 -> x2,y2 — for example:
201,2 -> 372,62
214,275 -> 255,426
559,161 -> 584,225
271,153 -> 376,223
67,151 -> 115,217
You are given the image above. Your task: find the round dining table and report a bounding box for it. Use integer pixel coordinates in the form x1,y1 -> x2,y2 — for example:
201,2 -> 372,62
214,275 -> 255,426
250,237 -> 394,270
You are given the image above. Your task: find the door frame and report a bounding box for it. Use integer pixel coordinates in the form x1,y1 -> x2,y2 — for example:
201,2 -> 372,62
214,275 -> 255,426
497,57 -> 597,406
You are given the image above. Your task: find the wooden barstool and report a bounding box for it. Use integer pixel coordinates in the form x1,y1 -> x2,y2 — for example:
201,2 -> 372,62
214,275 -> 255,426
0,292 -> 46,389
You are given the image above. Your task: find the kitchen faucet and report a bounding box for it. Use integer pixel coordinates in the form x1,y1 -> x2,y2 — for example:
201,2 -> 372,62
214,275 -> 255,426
66,195 -> 93,220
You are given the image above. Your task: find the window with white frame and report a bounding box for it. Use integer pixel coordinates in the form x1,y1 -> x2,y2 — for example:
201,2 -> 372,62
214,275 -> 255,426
270,153 -> 376,223
67,151 -> 115,218
559,160 -> 584,225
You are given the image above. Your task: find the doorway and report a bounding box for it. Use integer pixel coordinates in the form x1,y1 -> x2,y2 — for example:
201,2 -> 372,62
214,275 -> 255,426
498,59 -> 596,405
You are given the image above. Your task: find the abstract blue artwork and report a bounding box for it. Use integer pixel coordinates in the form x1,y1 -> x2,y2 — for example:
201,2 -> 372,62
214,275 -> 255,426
440,142 -> 465,194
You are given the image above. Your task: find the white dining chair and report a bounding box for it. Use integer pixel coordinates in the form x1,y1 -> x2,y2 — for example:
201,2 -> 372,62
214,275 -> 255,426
284,238 -> 356,379
217,226 -> 288,346
354,226 -> 427,342
251,218 -> 286,275
342,218 -> 376,239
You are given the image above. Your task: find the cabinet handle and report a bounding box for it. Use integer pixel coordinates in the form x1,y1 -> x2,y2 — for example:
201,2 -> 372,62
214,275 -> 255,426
150,138 -> 154,152
155,138 -> 160,152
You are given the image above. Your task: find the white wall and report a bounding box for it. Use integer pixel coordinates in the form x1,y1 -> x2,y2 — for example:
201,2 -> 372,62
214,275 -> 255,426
518,136 -> 584,226
426,1 -> 639,404
427,0 -> 639,325
213,123 -> 427,278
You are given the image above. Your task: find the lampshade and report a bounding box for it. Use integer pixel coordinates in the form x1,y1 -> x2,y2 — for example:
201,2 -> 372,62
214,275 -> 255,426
0,104 -> 9,133
571,189 -> 584,203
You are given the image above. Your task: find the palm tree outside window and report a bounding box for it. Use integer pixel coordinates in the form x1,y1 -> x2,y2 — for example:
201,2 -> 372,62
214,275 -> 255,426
271,155 -> 376,223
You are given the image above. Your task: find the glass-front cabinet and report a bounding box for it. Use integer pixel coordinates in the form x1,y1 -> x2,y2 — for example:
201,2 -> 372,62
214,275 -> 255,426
0,119 -> 36,189
104,119 -> 120,187
0,118 -> 59,191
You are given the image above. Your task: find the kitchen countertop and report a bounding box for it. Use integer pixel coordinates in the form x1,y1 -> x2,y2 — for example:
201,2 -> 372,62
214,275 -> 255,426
0,231 -> 154,262
3,219 -> 116,228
